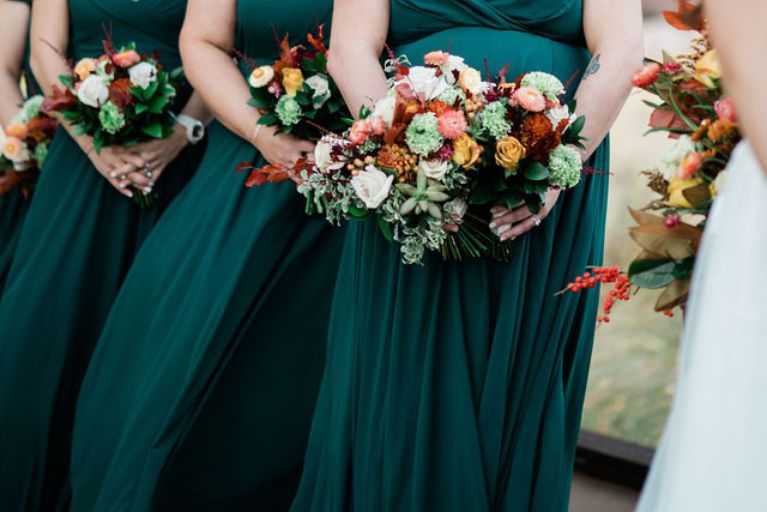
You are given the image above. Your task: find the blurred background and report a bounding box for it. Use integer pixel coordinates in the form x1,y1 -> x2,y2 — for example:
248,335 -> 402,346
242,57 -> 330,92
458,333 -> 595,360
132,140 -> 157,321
580,0 -> 696,449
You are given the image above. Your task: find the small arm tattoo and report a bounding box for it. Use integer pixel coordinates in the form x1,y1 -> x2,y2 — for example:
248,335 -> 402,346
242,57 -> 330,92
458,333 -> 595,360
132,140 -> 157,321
583,53 -> 601,80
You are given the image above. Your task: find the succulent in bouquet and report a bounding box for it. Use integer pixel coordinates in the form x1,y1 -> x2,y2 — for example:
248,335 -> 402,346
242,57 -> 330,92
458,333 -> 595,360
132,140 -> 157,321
42,38 -> 183,207
1,95 -> 57,197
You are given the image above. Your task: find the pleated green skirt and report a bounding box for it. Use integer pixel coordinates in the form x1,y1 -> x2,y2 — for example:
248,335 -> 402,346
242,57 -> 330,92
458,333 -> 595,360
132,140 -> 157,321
0,130 -> 204,511
0,190 -> 29,295
69,122 -> 344,511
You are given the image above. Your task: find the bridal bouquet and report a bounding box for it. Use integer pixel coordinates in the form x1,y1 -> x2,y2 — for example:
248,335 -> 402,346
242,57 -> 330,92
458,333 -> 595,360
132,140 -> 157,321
278,51 -> 586,264
43,39 -> 183,206
564,1 -> 739,321
0,95 -> 57,197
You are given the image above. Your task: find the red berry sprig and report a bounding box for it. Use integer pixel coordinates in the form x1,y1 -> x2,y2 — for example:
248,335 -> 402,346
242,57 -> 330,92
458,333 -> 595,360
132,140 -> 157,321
557,266 -> 634,324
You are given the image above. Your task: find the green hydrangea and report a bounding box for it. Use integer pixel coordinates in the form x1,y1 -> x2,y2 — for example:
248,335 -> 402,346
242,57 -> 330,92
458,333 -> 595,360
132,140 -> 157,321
276,96 -> 302,127
33,141 -> 49,168
98,101 -> 126,135
22,95 -> 44,121
521,72 -> 564,101
480,101 -> 512,139
548,145 -> 582,188
436,86 -> 466,106
405,113 -> 443,156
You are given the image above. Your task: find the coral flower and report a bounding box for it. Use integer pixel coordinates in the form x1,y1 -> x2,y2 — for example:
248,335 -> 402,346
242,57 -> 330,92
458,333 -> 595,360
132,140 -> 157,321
112,50 -> 141,68
632,63 -> 661,88
513,87 -> 546,112
424,51 -> 449,66
348,119 -> 372,145
369,116 -> 387,136
714,97 -> 737,123
109,78 -> 135,109
2,137 -> 25,161
678,152 -> 703,180
437,110 -> 467,139
5,123 -> 28,139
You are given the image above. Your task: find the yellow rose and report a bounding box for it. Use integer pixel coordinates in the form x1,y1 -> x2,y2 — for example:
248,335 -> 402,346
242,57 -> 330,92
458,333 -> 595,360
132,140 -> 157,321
282,68 -> 304,97
452,133 -> 482,169
667,176 -> 703,208
694,50 -> 722,89
459,67 -> 483,95
74,58 -> 97,81
495,136 -> 526,172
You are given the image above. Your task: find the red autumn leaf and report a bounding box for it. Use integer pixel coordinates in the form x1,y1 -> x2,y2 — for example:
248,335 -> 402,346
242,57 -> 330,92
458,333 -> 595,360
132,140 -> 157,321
26,116 -> 58,142
663,1 -> 705,31
42,85 -> 77,114
306,24 -> 327,55
0,170 -> 24,195
649,108 -> 689,138
244,163 -> 292,188
109,78 -> 135,109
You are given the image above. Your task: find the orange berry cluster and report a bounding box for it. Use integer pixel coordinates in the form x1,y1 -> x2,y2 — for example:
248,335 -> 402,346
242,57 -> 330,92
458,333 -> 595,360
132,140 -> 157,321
347,156 -> 375,176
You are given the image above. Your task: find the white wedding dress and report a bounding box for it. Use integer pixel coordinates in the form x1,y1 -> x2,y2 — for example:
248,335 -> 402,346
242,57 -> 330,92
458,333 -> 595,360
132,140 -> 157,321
637,141 -> 767,511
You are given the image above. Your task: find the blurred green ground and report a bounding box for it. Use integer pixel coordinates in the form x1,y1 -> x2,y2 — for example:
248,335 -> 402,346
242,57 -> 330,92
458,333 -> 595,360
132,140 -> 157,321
580,15 -> 693,448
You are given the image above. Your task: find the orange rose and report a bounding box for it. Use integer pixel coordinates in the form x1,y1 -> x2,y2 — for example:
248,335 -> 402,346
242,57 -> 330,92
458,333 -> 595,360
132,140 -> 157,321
74,58 -> 98,80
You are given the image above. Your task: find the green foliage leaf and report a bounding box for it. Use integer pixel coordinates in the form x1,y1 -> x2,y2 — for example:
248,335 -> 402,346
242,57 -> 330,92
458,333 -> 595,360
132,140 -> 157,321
257,113 -> 279,126
628,259 -> 676,289
377,216 -> 394,241
149,95 -> 170,114
523,161 -> 550,181
347,204 -> 369,219
59,74 -> 74,89
135,103 -> 149,115
141,121 -> 164,139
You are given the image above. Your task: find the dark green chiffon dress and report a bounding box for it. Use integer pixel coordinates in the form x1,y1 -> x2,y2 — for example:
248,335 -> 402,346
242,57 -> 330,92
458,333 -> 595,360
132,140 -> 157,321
0,0 -> 36,296
292,1 -> 608,510
69,1 -> 341,510
0,1 -> 204,509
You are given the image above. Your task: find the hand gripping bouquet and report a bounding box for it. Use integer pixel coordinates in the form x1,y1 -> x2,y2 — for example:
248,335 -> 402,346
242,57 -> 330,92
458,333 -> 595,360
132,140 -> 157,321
42,36 -> 183,207
1,95 -> 57,197
293,51 -> 587,265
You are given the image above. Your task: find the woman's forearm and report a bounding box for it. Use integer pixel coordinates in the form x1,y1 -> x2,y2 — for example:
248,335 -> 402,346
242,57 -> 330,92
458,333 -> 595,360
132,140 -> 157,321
0,1 -> 29,126
179,91 -> 213,126
327,0 -> 389,120
573,0 -> 643,160
706,0 -> 767,174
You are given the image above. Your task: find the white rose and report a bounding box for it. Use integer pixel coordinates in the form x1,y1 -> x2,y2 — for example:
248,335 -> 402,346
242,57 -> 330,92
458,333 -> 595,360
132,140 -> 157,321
372,95 -> 396,126
314,138 -> 346,173
248,65 -> 275,88
446,55 -> 467,73
128,62 -> 158,89
418,159 -> 450,181
445,197 -> 468,222
663,135 -> 697,173
77,74 -> 109,108
399,66 -> 450,101
351,165 -> 394,209
305,74 -> 330,98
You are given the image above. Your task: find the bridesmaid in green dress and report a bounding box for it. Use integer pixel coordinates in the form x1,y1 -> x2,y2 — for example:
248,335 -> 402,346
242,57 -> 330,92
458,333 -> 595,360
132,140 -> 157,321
292,0 -> 642,510
69,1 -> 342,510
0,0 -> 37,295
0,0 -> 209,509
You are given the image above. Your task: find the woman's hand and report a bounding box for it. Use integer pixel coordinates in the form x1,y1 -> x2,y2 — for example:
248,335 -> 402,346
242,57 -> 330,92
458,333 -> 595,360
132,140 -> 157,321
489,188 -> 561,241
111,124 -> 189,193
254,125 -> 315,171
75,137 -> 140,198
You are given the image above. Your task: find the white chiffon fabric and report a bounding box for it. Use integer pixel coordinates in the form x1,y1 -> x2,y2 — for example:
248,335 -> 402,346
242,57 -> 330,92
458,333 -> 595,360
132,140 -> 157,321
637,141 -> 767,511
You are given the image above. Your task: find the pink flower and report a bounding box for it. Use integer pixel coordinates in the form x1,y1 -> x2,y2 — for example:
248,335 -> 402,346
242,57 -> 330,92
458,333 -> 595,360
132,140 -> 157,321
545,98 -> 561,110
437,110 -> 467,139
348,120 -> 372,145
664,213 -> 681,228
5,123 -> 28,139
268,80 -> 282,98
632,63 -> 661,88
369,116 -> 387,136
424,51 -> 449,66
112,50 -> 141,68
714,97 -> 737,123
513,87 -> 546,112
663,62 -> 682,73
678,152 -> 703,179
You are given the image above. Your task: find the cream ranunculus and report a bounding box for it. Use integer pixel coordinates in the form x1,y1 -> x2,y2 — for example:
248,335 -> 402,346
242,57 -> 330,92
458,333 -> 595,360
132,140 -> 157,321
76,74 -> 109,108
400,66 -> 450,101
351,165 -> 394,209
128,62 -> 158,89
458,67 -> 483,95
305,74 -> 330,98
249,65 -> 275,88
418,158 -> 450,181
546,105 -> 577,131
314,138 -> 345,173
372,95 -> 396,126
